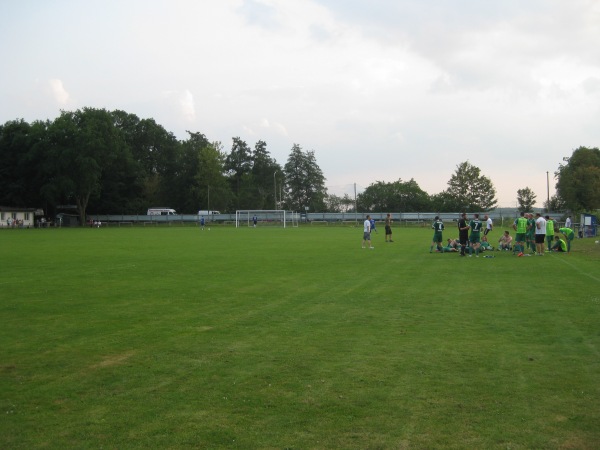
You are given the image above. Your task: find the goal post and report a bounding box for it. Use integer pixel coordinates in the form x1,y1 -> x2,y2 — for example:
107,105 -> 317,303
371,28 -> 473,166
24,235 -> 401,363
235,210 -> 299,228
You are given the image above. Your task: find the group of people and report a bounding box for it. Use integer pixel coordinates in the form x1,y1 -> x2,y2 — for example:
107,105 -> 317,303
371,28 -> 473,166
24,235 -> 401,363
363,213 -> 575,256
362,213 -> 394,248
511,212 -> 574,255
428,212 -> 574,256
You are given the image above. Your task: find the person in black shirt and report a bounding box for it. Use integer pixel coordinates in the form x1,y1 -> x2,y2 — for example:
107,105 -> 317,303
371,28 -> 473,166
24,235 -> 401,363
457,213 -> 470,256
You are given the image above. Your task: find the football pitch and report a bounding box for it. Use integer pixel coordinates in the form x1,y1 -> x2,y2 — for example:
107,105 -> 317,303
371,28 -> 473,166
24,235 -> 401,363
1,225 -> 599,449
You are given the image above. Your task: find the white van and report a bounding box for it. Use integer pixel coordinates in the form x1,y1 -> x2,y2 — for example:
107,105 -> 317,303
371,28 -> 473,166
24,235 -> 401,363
147,208 -> 177,216
197,210 -> 220,216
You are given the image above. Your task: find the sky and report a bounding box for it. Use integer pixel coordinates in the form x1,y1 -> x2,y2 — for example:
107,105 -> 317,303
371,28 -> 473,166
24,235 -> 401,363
2,0 -> 600,207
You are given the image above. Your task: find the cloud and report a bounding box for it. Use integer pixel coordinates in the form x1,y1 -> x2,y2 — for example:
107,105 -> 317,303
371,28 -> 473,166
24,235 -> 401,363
180,89 -> 196,122
162,89 -> 196,123
48,79 -> 70,105
237,0 -> 280,29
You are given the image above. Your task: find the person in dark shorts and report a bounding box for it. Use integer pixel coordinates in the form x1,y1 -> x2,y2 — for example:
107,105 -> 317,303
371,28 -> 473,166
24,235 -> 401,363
457,213 -> 470,256
385,213 -> 393,242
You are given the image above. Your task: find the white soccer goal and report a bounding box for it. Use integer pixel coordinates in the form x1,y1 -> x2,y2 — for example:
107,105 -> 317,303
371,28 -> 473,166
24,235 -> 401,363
235,210 -> 299,228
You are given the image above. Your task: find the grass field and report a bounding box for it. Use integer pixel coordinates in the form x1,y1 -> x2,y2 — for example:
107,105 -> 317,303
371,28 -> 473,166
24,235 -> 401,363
1,224 -> 599,449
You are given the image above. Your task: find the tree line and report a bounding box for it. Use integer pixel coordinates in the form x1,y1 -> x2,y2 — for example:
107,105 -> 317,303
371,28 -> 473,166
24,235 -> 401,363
1,107 -> 598,224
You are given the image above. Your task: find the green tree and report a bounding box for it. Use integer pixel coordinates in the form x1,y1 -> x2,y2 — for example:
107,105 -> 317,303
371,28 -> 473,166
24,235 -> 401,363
430,191 -> 462,212
325,193 -> 355,213
544,194 -> 567,213
251,140 -> 283,210
225,137 -> 253,209
193,138 -> 231,212
45,108 -> 130,225
555,146 -> 600,211
283,144 -> 327,212
357,179 -> 430,212
445,161 -> 498,212
516,187 -> 537,212
0,119 -> 50,208
111,111 -> 180,211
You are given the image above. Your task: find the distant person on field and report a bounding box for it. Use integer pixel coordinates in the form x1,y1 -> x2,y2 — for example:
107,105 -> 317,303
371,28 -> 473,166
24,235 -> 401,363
484,214 -> 493,236
498,231 -> 513,250
430,216 -> 444,253
551,236 -> 567,252
558,226 -> 575,253
200,216 -> 205,230
468,213 -> 483,257
370,218 -> 378,234
385,214 -> 393,242
565,215 -> 572,228
253,215 -> 258,227
545,215 -> 555,251
535,213 -> 547,255
526,213 -> 537,253
443,238 -> 460,252
513,212 -> 528,255
458,213 -> 470,257
362,215 -> 373,249
480,235 -> 493,251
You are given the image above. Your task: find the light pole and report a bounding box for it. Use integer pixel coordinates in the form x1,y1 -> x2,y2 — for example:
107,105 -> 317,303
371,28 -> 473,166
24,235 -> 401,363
546,172 -> 550,211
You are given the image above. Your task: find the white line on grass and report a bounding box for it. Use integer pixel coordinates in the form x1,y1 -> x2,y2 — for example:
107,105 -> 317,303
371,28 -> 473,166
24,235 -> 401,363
551,253 -> 600,283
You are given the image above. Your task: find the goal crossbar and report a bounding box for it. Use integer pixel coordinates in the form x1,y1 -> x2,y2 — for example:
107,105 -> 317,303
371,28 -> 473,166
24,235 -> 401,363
235,210 -> 298,228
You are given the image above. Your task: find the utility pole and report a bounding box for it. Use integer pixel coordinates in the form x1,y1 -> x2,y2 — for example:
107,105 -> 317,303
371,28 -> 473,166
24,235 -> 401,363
546,171 -> 550,211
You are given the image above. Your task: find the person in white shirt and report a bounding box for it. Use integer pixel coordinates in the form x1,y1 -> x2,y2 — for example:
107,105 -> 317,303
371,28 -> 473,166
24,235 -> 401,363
565,216 -> 572,228
484,214 -> 493,236
535,213 -> 547,255
362,215 -> 374,249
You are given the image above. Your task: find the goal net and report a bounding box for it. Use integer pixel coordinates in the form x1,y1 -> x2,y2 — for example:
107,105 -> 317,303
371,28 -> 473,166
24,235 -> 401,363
235,210 -> 299,228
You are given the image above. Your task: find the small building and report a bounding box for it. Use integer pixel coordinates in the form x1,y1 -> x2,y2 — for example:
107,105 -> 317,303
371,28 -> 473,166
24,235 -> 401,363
0,206 -> 40,228
579,213 -> 598,238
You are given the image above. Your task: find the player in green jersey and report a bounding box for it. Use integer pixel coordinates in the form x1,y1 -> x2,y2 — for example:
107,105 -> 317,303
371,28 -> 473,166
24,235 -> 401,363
526,213 -> 536,253
551,236 -> 567,252
558,227 -> 575,253
512,212 -> 528,254
545,215 -> 556,251
468,213 -> 483,257
430,216 -> 444,252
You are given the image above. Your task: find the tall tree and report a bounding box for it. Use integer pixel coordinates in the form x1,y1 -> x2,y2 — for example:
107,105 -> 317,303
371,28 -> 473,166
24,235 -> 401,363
193,137 -> 231,212
555,146 -> 600,212
357,179 -> 430,212
445,161 -> 498,212
516,187 -> 537,212
283,144 -> 326,212
0,119 -> 49,208
251,140 -> 283,210
45,108 -> 130,225
225,137 -> 253,209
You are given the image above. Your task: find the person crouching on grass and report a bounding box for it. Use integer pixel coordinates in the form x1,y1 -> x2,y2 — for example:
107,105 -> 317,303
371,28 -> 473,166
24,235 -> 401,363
552,236 -> 567,252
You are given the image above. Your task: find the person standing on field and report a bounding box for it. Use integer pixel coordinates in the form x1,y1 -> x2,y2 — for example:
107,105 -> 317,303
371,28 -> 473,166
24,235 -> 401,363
253,215 -> 258,227
484,214 -> 493,236
565,215 -> 572,228
385,214 -> 394,242
526,213 -> 537,253
458,213 -> 470,257
362,215 -> 374,249
468,213 -> 483,257
370,217 -> 378,234
430,216 -> 444,253
535,213 -> 547,255
545,215 -> 555,251
513,212 -> 528,255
